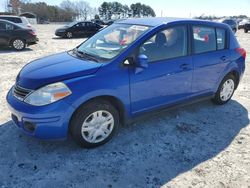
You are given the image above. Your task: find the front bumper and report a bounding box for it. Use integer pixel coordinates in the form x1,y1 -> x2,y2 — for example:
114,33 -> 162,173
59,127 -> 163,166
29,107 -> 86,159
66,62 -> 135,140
55,31 -> 65,37
6,88 -> 76,140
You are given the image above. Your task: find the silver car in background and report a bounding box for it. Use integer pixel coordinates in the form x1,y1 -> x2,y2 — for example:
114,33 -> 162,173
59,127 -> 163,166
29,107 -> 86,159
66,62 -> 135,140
0,15 -> 36,32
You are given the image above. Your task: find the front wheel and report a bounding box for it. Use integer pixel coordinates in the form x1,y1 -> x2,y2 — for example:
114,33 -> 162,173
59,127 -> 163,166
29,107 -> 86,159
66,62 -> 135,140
65,32 -> 73,39
70,100 -> 119,148
212,74 -> 236,105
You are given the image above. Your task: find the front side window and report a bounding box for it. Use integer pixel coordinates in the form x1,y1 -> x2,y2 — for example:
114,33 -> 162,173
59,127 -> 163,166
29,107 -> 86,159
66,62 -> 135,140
139,26 -> 187,62
77,24 -> 150,60
192,26 -> 216,54
216,28 -> 226,50
0,22 -> 5,30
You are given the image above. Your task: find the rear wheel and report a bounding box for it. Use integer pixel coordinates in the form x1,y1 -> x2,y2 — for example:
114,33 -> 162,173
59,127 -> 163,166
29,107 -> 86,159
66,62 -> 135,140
244,29 -> 248,33
70,100 -> 119,148
11,38 -> 26,50
212,74 -> 236,105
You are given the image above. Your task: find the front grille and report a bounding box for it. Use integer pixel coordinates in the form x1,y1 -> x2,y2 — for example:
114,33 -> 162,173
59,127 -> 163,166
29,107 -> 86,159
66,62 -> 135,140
13,84 -> 32,101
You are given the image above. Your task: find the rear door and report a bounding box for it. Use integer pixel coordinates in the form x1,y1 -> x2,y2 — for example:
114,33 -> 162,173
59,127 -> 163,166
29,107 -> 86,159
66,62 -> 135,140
191,25 -> 230,95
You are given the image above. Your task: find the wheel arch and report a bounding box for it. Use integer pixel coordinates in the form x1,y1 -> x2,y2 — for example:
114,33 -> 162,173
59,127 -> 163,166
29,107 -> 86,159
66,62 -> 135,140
69,95 -> 127,130
229,70 -> 240,89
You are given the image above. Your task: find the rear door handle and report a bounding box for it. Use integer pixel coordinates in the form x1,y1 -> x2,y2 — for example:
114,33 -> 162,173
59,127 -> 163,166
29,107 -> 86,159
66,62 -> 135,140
180,63 -> 189,69
220,56 -> 227,62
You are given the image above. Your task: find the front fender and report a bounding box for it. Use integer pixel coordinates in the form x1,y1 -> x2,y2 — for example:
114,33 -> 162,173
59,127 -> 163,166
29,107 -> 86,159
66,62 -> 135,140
63,66 -> 131,118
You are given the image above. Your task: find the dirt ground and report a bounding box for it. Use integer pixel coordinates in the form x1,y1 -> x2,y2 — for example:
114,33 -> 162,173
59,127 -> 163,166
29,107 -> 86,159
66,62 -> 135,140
0,24 -> 250,188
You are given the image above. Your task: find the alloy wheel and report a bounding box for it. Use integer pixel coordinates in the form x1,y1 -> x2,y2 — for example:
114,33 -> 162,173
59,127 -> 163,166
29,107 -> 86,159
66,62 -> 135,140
13,39 -> 25,50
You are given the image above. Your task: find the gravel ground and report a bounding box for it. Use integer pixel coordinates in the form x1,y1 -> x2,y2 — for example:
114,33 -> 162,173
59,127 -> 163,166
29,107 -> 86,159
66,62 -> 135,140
0,25 -> 250,188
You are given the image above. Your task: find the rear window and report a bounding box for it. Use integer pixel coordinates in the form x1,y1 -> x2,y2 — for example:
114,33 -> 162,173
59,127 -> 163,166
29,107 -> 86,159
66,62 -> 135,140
0,17 -> 22,23
192,26 -> 216,54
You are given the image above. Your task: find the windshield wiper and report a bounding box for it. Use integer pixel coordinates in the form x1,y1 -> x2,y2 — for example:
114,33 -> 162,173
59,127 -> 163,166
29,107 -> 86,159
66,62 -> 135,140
72,48 -> 100,62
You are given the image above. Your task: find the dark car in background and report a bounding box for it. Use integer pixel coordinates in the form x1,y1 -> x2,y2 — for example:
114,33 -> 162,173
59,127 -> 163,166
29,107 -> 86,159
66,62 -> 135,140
55,21 -> 102,38
0,19 -> 38,50
222,19 -> 237,33
244,23 -> 250,33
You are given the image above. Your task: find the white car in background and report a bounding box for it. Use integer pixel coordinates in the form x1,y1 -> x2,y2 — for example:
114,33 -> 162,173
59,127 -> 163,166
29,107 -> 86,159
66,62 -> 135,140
0,15 -> 36,32
238,19 -> 250,29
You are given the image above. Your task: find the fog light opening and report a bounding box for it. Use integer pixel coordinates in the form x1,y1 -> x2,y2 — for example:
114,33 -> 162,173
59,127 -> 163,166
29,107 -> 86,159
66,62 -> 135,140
23,121 -> 36,133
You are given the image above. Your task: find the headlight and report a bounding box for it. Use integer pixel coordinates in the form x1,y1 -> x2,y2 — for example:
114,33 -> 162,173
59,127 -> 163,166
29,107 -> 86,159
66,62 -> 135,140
24,82 -> 72,106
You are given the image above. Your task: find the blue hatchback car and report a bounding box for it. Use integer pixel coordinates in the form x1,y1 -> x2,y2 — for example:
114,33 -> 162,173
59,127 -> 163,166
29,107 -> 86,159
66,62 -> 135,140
7,18 -> 246,148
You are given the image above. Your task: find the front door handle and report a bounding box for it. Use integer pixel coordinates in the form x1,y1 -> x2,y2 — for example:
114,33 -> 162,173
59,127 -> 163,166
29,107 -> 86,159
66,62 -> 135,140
180,63 -> 189,69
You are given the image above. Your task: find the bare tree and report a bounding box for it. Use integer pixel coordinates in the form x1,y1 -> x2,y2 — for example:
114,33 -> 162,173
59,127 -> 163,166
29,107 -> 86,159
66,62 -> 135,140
74,1 -> 91,20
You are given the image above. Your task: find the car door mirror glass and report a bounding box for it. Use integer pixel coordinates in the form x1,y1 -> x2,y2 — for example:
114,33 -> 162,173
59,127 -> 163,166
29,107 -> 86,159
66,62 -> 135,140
134,54 -> 148,74
137,54 -> 148,68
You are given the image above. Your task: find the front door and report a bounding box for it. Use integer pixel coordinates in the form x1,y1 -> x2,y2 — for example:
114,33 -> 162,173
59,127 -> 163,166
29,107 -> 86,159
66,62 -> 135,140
129,25 -> 193,114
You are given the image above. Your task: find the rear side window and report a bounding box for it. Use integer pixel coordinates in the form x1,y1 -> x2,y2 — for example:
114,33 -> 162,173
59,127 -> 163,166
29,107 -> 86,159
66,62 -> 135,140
192,26 -> 216,54
216,28 -> 226,50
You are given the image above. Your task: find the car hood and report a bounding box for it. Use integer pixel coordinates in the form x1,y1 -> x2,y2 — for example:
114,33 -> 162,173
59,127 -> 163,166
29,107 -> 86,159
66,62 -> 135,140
56,26 -> 69,31
17,52 -> 103,89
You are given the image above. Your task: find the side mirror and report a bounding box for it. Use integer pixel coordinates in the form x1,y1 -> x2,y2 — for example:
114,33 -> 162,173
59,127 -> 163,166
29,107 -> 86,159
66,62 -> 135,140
135,54 -> 148,74
137,54 -> 148,68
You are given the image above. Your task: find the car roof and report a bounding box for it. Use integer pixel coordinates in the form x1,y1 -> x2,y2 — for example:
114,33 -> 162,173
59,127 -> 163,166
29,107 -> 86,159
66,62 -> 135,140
0,15 -> 22,18
116,17 -> 228,28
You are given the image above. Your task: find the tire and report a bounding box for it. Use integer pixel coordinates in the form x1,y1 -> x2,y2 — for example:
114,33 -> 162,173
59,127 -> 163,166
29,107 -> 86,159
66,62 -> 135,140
70,100 -> 120,148
11,38 -> 26,51
233,28 -> 237,33
65,32 -> 73,39
244,29 -> 248,33
212,74 -> 236,105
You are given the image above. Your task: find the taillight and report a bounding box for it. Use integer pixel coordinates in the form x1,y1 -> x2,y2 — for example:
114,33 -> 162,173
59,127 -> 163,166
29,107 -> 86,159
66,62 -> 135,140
29,31 -> 36,36
236,48 -> 246,59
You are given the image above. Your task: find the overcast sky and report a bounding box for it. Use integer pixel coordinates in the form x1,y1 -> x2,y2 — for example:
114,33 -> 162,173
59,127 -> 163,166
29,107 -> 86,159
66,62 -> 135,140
0,0 -> 250,17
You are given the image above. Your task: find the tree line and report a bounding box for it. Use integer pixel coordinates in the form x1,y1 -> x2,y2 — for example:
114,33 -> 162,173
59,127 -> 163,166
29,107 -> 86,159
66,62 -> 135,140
4,0 -> 156,22
98,2 -> 156,20
194,14 -> 249,21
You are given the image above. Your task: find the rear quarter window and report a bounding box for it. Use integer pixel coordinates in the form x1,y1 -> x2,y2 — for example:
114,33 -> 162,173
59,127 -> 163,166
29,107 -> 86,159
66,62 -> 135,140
216,28 -> 226,50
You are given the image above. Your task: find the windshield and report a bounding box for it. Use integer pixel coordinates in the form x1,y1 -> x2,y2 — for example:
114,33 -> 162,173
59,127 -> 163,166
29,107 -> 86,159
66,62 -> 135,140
77,23 -> 150,60
66,21 -> 78,27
